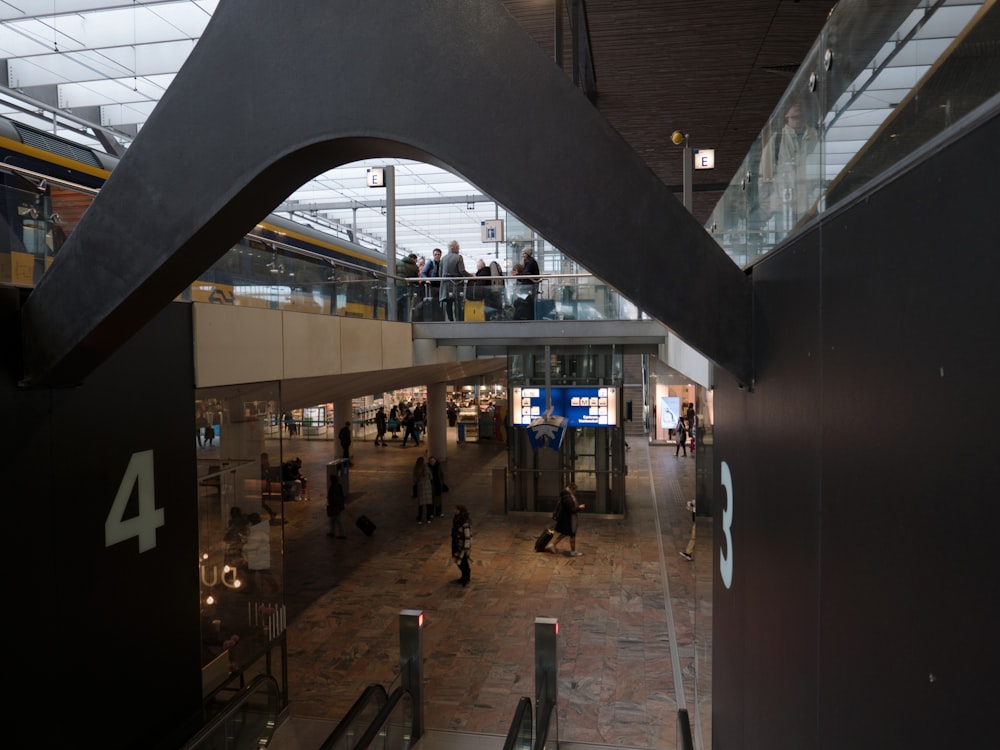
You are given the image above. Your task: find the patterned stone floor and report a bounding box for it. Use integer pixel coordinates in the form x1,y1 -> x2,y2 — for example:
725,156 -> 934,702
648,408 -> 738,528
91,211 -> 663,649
265,425 -> 711,749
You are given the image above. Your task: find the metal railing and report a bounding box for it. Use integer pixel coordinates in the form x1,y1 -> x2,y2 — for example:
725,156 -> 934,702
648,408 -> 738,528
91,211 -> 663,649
180,674 -> 281,750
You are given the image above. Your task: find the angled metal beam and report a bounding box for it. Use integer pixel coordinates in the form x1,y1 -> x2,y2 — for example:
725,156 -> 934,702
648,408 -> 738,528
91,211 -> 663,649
20,0 -> 752,388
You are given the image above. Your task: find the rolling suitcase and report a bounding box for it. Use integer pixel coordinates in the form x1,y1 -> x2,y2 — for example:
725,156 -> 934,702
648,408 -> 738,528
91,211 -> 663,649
356,514 -> 376,537
534,527 -> 554,552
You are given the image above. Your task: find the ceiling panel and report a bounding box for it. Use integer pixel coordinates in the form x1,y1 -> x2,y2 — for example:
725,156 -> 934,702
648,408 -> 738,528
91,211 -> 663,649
0,0 -> 837,263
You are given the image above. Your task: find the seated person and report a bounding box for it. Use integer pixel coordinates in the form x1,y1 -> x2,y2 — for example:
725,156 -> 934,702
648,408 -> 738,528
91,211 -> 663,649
281,457 -> 307,500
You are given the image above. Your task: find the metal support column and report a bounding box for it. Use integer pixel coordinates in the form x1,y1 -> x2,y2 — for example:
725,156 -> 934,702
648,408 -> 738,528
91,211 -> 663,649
535,616 -> 559,747
399,609 -> 425,741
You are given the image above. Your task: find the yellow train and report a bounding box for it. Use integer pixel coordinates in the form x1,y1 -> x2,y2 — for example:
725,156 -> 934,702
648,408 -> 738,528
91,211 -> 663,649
0,115 -> 390,318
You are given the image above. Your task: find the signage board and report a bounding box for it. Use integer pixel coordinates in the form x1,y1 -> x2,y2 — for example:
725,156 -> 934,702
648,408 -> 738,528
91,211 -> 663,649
366,167 -> 385,187
693,148 -> 715,170
511,386 -> 618,427
481,219 -> 505,242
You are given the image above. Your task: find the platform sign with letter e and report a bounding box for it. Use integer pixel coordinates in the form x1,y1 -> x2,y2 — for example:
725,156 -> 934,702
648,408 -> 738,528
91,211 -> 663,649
693,149 -> 715,170
366,167 -> 385,187
481,219 -> 505,242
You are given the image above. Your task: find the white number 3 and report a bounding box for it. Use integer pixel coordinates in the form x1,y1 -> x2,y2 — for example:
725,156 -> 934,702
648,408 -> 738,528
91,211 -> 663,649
720,460 -> 734,589
105,450 -> 165,553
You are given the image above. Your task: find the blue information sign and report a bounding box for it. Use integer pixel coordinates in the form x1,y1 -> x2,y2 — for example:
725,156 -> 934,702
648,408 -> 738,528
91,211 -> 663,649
511,386 -> 618,427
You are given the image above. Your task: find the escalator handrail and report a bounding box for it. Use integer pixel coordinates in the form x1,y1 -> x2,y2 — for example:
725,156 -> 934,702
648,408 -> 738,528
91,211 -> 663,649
502,696 -> 533,750
318,683 -> 390,750
533,698 -> 557,750
180,674 -> 280,750
351,685 -> 412,750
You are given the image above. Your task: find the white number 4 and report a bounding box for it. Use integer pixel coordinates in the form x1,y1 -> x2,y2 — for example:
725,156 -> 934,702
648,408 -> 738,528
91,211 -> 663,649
105,450 -> 165,553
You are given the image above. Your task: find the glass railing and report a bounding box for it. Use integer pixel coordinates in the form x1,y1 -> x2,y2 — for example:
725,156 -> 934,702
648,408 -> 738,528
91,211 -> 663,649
706,0 -> 996,267
350,686 -> 414,750
180,674 -> 281,750
1,159 -> 650,325
0,165 -> 646,324
319,683 -> 389,750
502,697 -> 533,750
534,696 -> 557,750
405,272 -> 646,322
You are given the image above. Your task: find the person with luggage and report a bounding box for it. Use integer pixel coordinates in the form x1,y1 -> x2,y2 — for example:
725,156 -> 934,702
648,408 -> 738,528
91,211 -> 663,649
546,483 -> 584,556
451,504 -> 472,585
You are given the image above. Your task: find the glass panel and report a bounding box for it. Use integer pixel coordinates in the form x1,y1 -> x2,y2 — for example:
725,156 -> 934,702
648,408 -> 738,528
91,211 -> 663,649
197,381 -> 286,689
706,0 -> 995,267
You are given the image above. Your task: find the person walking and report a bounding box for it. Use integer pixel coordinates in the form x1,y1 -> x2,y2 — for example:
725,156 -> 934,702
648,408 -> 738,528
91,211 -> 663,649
451,504 -> 472,585
674,417 -> 688,457
680,499 -> 696,561
401,410 -> 420,447
338,420 -> 353,464
547,483 -> 584,556
413,456 -> 433,523
374,406 -> 388,447
326,474 -> 347,539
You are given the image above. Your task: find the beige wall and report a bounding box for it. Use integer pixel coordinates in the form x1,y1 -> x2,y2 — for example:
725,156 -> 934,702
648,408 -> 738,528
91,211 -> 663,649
192,304 -> 415,388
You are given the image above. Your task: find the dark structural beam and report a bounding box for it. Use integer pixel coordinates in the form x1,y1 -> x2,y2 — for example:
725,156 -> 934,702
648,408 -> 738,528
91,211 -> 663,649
21,0 -> 751,388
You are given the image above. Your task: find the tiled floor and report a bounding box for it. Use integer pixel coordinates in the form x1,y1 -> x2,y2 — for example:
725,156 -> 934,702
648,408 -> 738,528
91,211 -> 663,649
262,426 -> 711,749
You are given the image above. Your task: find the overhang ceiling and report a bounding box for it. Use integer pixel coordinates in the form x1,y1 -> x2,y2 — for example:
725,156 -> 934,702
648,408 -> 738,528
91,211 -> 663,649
0,0 -> 833,249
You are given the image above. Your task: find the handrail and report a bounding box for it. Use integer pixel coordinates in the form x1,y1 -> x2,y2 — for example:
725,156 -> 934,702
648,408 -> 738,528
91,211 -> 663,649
351,685 -> 413,750
318,683 -> 389,750
179,674 -> 280,750
502,696 -> 533,750
676,707 -> 694,750
533,698 -> 557,750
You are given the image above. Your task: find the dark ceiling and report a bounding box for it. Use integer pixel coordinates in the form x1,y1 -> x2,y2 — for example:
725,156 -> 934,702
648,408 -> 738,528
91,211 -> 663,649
502,0 -> 834,223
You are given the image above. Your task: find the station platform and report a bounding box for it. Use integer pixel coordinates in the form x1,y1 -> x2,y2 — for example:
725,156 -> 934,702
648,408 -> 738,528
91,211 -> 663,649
246,425 -> 710,749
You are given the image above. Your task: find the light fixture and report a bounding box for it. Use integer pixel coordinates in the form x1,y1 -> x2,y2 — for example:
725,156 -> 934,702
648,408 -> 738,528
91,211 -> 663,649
671,130 -> 692,212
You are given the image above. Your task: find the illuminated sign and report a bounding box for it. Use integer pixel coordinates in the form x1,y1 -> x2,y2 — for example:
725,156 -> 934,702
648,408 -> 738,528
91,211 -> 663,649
511,386 -> 618,427
481,219 -> 505,242
693,148 -> 715,170
366,167 -> 385,187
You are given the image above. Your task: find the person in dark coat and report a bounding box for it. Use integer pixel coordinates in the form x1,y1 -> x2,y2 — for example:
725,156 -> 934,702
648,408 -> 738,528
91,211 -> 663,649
451,504 -> 472,585
428,456 -> 446,518
326,474 -> 347,538
546,483 -> 584,556
338,421 -> 353,464
374,407 -> 388,446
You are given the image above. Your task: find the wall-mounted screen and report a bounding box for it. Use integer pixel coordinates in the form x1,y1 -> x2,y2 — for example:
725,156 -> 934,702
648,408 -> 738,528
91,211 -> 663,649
511,386 -> 618,427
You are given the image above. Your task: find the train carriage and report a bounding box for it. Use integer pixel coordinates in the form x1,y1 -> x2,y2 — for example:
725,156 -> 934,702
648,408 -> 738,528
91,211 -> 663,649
0,117 -> 389,319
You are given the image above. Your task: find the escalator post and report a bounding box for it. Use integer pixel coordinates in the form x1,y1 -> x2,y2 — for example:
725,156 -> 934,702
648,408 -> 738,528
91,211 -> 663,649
534,617 -> 559,744
399,609 -> 425,741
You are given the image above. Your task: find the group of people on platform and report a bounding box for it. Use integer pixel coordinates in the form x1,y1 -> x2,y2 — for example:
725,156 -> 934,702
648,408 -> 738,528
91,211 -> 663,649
395,241 -> 543,322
